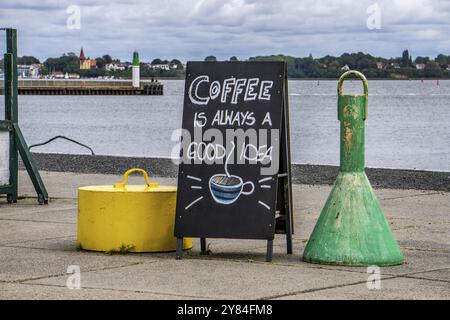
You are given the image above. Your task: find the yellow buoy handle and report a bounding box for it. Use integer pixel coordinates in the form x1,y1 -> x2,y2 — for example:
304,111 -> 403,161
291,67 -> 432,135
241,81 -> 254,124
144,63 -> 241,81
114,168 -> 158,189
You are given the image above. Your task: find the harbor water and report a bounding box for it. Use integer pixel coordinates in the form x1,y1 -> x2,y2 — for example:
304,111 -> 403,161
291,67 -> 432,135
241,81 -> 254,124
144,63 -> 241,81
1,79 -> 449,172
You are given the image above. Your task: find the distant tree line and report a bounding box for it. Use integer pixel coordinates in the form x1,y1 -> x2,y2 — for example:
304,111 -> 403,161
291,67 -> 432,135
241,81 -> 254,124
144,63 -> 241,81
203,52 -> 450,79
249,50 -> 450,79
18,56 -> 40,65
2,50 -> 449,79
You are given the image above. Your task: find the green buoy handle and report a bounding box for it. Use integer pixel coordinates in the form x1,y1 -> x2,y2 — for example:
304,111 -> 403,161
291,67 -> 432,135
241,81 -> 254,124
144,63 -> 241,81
338,70 -> 369,120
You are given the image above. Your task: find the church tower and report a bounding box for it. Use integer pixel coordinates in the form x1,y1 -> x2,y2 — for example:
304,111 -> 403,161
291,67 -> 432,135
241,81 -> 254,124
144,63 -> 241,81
79,47 -> 91,70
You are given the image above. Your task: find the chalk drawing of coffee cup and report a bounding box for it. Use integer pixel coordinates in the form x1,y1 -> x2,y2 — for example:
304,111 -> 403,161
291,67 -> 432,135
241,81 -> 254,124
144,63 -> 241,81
209,174 -> 255,205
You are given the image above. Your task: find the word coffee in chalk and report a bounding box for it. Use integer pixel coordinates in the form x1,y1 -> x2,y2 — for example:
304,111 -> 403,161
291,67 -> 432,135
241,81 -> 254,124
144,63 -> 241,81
189,75 -> 274,105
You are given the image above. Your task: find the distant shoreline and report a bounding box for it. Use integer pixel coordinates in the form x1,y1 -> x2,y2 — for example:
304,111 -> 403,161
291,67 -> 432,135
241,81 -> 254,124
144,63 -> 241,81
152,77 -> 448,81
24,153 -> 450,192
6,77 -> 447,82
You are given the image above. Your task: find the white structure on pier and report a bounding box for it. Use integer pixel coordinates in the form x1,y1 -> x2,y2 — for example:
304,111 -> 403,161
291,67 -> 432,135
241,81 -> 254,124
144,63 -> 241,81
132,51 -> 140,88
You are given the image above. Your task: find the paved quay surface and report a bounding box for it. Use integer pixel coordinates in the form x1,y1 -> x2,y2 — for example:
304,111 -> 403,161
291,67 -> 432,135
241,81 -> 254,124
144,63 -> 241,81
0,170 -> 448,299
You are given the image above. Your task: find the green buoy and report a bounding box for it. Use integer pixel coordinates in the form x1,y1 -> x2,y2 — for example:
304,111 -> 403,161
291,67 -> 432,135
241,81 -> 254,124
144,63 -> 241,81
302,71 -> 404,266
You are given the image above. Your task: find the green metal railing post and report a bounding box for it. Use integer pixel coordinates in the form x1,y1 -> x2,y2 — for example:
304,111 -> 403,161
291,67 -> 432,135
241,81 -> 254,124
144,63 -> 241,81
1,28 -> 48,204
4,29 -> 18,202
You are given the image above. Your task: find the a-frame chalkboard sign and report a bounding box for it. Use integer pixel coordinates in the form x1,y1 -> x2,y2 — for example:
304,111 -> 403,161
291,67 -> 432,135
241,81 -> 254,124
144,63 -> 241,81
175,61 -> 293,262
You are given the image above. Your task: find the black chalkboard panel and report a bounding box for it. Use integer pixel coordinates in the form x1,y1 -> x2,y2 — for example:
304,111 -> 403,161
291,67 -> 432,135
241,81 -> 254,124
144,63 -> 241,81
175,61 -> 287,241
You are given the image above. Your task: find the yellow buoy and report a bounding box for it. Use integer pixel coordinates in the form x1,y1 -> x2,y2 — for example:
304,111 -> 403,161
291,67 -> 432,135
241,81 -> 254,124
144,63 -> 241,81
77,168 -> 192,253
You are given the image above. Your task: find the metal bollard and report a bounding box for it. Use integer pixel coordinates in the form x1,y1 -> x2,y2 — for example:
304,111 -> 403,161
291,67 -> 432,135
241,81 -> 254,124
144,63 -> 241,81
302,71 -> 404,266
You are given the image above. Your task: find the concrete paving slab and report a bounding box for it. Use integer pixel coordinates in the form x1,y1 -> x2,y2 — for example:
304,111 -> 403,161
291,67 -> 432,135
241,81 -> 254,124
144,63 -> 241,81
0,220 -> 76,246
394,221 -> 449,251
0,246 -> 152,282
403,269 -> 450,282
6,236 -> 78,252
0,282 -> 201,300
294,185 -> 331,211
0,198 -> 75,214
0,207 -> 77,224
10,236 -> 189,257
186,236 -> 296,255
304,248 -> 450,278
13,233 -> 300,263
178,240 -> 303,265
26,259 -> 372,300
379,192 -> 450,222
187,244 -> 450,278
276,277 -> 450,300
373,189 -> 442,200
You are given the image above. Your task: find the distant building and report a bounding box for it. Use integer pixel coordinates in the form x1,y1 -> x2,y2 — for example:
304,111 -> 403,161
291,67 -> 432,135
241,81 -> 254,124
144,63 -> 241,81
50,72 -> 65,79
148,62 -> 180,71
65,73 -> 80,79
151,64 -> 170,71
376,61 -> 385,69
79,47 -> 96,70
446,64 -> 450,71
415,63 -> 426,70
391,62 -> 401,69
17,65 -> 31,78
17,64 -> 41,78
30,64 -> 41,78
105,63 -> 127,71
341,64 -> 350,71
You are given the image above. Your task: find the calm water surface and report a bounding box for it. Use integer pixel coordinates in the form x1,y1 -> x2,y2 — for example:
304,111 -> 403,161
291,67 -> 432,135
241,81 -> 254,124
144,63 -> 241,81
1,79 -> 449,171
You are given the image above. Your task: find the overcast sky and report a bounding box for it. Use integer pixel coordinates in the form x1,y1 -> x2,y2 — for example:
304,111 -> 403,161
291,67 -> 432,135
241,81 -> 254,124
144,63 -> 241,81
1,0 -> 449,62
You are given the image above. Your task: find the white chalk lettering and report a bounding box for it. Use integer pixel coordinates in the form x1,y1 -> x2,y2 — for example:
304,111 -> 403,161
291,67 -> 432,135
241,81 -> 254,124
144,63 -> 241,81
188,76 -> 274,105
187,141 -> 226,162
194,112 -> 207,128
245,78 -> 259,101
262,112 -> 272,126
211,110 -> 256,126
189,75 -> 210,105
241,144 -> 273,163
259,81 -> 273,100
232,78 -> 247,104
210,80 -> 221,99
221,78 -> 236,103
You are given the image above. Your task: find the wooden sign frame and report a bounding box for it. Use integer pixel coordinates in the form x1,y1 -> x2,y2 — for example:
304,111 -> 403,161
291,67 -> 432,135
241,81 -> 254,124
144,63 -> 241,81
174,61 -> 293,262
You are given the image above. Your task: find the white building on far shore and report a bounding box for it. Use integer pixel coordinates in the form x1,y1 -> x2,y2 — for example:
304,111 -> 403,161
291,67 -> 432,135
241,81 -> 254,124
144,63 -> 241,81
105,63 -> 127,71
415,63 -> 426,70
17,64 -> 41,78
151,64 -> 170,71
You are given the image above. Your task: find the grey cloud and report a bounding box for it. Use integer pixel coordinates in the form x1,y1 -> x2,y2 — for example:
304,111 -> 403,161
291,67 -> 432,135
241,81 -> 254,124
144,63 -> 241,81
0,0 -> 449,62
